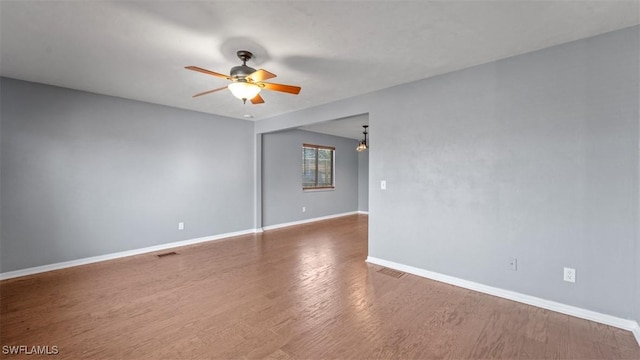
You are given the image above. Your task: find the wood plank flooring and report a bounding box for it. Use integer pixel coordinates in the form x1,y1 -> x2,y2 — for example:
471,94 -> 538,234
1,214 -> 638,359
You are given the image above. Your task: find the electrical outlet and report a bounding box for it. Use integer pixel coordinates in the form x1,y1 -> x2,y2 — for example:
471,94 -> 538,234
381,180 -> 387,190
508,258 -> 517,271
178,222 -> 184,230
563,267 -> 576,283
302,206 -> 306,213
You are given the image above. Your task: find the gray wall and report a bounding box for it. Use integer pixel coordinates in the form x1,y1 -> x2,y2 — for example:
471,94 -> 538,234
257,26 -> 640,321
262,129 -> 359,227
1,78 -> 255,272
358,150 -> 369,212
369,26 -> 638,320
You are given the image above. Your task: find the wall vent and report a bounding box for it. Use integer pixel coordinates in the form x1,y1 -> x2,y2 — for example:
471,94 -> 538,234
377,267 -> 406,278
156,251 -> 178,258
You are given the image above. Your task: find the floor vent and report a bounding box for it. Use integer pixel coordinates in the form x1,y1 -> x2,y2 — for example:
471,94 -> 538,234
378,267 -> 406,278
156,251 -> 178,258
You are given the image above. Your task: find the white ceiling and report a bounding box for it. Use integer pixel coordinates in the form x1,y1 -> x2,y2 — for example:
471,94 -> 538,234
1,1 -> 638,124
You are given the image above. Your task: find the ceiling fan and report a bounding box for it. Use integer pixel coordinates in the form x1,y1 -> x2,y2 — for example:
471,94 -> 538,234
185,50 -> 301,104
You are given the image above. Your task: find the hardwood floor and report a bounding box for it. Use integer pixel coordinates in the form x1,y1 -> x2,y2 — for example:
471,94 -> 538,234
1,214 -> 638,359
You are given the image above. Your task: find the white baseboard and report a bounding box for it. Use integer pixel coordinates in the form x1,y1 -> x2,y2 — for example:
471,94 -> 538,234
262,211 -> 360,231
2,213 -> 363,280
0,228 -> 261,281
357,210 -> 369,215
366,256 -> 640,347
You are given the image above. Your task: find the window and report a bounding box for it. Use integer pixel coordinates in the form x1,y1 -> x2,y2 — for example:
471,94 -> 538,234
302,144 -> 335,190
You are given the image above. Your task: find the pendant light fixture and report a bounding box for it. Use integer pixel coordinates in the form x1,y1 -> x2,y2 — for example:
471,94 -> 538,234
356,125 -> 369,152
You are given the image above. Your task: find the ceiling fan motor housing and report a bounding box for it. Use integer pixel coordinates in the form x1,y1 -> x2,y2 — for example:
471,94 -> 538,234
230,65 -> 257,81
230,50 -> 256,81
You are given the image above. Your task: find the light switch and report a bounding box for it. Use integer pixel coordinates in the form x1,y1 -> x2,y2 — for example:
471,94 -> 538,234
381,180 -> 386,190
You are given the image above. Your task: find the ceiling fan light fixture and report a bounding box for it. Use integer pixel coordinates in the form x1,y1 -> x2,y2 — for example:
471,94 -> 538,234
228,81 -> 261,101
186,50 -> 301,105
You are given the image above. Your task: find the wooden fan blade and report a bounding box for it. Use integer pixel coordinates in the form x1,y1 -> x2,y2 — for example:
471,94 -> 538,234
251,93 -> 265,104
185,66 -> 230,80
260,82 -> 301,95
192,86 -> 227,98
246,69 -> 276,82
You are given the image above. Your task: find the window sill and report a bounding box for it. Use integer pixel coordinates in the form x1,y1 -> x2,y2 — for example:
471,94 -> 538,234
303,187 -> 335,193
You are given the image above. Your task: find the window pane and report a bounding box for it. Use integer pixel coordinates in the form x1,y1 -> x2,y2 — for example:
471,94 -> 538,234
317,149 -> 333,186
302,147 -> 317,187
